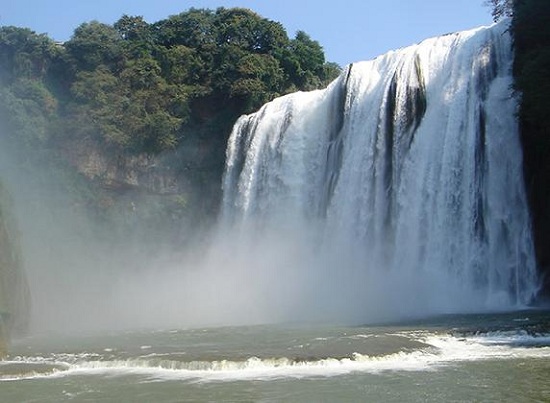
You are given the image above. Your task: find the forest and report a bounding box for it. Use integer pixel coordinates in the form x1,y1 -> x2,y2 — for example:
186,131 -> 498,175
0,7 -> 339,154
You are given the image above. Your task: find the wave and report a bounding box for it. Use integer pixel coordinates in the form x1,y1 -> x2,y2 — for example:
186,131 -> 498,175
3,331 -> 550,382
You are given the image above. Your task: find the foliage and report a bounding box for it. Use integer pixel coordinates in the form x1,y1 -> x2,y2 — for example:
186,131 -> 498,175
0,83 -> 55,146
65,22 -> 124,71
0,27 -> 59,83
0,7 -> 341,157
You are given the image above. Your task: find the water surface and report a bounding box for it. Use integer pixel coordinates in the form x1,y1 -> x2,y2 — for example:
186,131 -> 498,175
2,310 -> 550,402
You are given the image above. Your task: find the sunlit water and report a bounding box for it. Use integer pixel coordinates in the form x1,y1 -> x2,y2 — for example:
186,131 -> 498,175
222,20 -> 537,318
2,310 -> 550,402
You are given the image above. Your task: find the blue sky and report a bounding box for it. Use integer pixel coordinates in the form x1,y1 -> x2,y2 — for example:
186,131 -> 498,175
2,0 -> 493,66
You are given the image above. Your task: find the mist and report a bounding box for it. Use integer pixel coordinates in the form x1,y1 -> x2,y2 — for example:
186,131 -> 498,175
0,131 -> 504,337
0,125 -> 380,335
0,127 -> 479,336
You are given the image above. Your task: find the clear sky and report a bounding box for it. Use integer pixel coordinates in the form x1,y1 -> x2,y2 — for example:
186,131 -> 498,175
1,0 -> 493,67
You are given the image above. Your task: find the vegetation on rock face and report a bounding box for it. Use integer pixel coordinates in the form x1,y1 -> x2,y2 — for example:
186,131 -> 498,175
509,0 -> 550,294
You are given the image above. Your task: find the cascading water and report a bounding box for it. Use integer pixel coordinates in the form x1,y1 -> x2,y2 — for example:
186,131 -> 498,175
221,21 -> 538,322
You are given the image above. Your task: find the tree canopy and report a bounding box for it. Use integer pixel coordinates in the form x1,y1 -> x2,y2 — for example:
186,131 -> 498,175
0,7 -> 341,156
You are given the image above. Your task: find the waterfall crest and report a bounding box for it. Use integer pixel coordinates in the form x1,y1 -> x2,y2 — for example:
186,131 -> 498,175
221,21 -> 538,321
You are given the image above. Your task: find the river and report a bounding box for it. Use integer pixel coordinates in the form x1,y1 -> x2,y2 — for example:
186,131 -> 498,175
2,310 -> 550,402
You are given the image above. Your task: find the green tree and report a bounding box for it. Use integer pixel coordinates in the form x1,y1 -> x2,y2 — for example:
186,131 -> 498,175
0,27 -> 60,147
279,31 -> 327,90
152,8 -> 216,48
65,21 -> 123,71
229,53 -> 284,111
114,15 -> 155,58
321,62 -> 342,86
213,8 -> 289,54
0,81 -> 56,145
0,27 -> 58,82
156,45 -> 203,85
67,59 -> 188,152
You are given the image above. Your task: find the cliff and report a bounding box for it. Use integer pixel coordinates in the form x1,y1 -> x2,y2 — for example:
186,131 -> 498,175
512,0 -> 550,297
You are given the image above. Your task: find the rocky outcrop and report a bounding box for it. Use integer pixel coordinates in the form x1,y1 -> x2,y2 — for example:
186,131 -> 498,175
60,137 -> 189,196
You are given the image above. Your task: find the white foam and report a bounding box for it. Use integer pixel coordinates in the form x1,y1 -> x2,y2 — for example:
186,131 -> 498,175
463,330 -> 550,347
3,331 -> 550,382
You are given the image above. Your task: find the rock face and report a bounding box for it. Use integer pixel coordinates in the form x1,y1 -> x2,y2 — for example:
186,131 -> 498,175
54,131 -> 226,240
0,182 -> 30,357
60,138 -> 188,196
511,0 -> 550,298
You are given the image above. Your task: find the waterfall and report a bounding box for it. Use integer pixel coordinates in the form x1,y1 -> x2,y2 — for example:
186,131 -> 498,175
221,21 -> 538,321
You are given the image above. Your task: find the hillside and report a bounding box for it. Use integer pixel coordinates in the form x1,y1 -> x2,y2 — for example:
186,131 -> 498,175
0,7 -> 340,239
